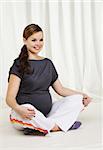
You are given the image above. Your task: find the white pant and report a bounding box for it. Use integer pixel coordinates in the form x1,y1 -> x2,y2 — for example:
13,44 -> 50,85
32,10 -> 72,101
10,94 -> 84,133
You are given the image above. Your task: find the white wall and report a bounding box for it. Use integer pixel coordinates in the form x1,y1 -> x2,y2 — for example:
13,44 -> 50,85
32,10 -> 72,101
0,0 -> 103,101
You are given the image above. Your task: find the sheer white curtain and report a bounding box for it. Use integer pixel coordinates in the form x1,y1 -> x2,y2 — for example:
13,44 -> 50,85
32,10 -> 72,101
0,0 -> 102,101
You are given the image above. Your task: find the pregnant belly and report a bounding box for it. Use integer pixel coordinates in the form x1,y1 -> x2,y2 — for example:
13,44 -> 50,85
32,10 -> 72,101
16,93 -> 52,116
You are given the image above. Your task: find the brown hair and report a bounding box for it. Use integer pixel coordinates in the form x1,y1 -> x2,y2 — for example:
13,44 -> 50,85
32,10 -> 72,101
18,24 -> 43,74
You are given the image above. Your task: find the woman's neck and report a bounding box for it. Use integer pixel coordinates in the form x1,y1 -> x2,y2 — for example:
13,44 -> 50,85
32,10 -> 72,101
28,54 -> 44,60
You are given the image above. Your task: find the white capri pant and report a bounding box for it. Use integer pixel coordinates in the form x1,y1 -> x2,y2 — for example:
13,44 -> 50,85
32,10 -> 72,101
10,94 -> 84,133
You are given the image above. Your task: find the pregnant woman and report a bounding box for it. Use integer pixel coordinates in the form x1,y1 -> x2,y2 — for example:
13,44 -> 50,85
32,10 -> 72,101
6,24 -> 91,136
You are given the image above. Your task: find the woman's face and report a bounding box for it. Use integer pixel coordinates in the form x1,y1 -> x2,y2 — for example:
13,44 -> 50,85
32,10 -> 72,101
24,31 -> 44,54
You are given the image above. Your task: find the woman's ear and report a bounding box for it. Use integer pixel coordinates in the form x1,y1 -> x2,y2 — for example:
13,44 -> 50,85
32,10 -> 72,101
23,38 -> 26,45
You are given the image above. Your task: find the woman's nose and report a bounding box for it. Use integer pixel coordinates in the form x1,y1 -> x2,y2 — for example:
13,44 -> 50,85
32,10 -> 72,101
36,40 -> 41,45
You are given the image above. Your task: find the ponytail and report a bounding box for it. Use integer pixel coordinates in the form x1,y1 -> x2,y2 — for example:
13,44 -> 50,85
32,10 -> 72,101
18,45 -> 31,74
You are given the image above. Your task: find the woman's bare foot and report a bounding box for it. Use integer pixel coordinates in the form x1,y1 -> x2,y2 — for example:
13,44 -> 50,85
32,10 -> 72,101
51,124 -> 61,132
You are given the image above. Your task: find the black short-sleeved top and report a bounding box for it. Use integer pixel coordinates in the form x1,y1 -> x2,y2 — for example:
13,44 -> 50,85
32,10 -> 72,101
8,58 -> 58,116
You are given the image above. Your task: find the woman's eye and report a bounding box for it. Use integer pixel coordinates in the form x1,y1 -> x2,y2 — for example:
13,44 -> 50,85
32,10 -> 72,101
32,39 -> 36,42
40,39 -> 43,41
32,39 -> 43,42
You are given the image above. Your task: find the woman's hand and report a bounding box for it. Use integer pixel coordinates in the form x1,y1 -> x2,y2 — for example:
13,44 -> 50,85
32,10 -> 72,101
14,105 -> 36,120
82,94 -> 92,107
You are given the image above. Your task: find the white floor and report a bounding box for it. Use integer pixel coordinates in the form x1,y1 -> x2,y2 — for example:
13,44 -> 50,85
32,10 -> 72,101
0,101 -> 102,150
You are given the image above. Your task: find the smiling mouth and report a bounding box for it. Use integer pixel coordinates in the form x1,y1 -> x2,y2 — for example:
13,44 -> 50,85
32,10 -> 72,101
33,47 -> 40,50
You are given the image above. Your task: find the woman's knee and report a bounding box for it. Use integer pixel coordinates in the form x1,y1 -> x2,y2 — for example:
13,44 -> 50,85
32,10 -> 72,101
66,94 -> 83,102
64,94 -> 83,107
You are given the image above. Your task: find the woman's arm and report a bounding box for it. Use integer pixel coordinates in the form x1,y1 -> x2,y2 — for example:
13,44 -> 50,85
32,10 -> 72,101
6,74 -> 35,119
52,79 -> 83,96
6,74 -> 21,109
52,79 -> 91,106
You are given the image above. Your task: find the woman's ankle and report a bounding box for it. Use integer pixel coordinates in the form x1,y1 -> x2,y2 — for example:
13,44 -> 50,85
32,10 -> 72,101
51,124 -> 61,132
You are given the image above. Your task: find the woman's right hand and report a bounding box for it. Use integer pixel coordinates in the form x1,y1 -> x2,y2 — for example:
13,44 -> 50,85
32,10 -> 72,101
14,105 -> 36,120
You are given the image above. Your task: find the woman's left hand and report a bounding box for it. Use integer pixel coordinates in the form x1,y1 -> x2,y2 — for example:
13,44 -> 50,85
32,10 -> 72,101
82,94 -> 92,107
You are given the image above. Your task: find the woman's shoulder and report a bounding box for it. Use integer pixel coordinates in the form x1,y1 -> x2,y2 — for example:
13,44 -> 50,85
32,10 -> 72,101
12,57 -> 20,66
43,57 -> 52,62
13,57 -> 19,62
38,56 -> 52,62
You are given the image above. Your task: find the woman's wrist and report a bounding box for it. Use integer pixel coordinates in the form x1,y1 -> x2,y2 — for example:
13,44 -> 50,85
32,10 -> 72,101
75,91 -> 85,97
13,104 -> 20,111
